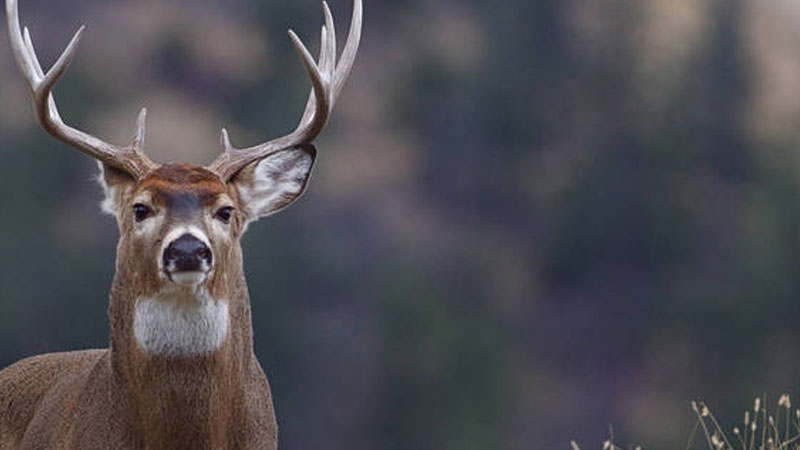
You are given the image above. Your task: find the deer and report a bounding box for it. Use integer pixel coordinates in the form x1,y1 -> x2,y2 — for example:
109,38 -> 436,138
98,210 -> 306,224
0,0 -> 361,448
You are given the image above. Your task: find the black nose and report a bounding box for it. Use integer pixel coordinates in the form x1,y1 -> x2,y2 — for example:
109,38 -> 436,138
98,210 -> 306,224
163,234 -> 212,272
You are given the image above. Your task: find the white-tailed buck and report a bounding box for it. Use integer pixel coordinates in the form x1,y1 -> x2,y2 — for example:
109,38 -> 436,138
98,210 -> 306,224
0,0 -> 361,447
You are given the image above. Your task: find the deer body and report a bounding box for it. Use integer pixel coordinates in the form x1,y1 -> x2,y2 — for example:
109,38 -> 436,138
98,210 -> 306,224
0,348 -> 275,449
0,0 -> 362,447
0,166 -> 277,450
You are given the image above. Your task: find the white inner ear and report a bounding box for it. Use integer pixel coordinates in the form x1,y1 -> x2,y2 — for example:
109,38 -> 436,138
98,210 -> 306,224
235,149 -> 313,220
96,162 -> 118,216
97,161 -> 135,217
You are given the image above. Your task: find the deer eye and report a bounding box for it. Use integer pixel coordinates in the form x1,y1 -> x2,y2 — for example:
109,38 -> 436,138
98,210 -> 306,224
214,206 -> 233,224
133,203 -> 152,222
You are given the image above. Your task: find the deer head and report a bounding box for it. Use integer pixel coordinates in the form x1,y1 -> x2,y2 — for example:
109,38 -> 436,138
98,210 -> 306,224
7,0 -> 361,313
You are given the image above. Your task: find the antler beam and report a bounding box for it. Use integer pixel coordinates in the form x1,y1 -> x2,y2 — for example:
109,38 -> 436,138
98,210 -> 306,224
6,0 -> 156,179
208,0 -> 363,181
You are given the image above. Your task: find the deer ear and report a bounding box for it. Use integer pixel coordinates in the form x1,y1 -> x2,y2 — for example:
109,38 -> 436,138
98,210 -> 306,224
97,162 -> 136,216
231,145 -> 316,222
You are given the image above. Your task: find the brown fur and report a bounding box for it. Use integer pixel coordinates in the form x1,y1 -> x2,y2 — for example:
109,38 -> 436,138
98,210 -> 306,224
0,158 -> 318,449
141,164 -> 228,200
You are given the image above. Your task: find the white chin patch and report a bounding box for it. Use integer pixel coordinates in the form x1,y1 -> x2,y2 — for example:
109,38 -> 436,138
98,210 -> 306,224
167,270 -> 208,286
133,292 -> 229,357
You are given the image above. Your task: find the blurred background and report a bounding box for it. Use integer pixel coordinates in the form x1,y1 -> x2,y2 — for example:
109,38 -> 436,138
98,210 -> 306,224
1,0 -> 799,448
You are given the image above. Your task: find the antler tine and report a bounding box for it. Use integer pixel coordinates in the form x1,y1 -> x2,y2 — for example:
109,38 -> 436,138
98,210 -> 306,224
332,0 -> 362,103
288,28 -> 331,139
209,0 -> 362,181
133,108 -> 148,150
322,2 -> 337,76
22,27 -> 44,78
6,0 -> 157,179
296,19 -> 335,133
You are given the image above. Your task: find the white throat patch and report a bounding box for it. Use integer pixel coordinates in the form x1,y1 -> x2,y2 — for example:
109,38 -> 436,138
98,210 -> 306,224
133,290 -> 229,357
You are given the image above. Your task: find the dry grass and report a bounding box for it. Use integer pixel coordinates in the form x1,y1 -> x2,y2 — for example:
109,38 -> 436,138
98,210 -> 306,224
572,395 -> 800,450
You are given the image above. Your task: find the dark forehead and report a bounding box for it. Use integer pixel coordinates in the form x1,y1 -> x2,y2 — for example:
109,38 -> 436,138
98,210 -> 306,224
138,164 -> 226,203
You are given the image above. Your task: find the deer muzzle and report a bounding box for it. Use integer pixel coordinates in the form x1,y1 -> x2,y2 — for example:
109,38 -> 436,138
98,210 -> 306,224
163,233 -> 212,285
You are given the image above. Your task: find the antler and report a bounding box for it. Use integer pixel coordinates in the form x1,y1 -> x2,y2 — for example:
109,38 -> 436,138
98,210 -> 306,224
208,0 -> 363,181
6,0 -> 157,180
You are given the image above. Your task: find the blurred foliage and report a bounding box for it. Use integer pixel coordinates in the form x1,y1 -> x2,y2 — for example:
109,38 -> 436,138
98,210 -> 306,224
1,0 -> 800,448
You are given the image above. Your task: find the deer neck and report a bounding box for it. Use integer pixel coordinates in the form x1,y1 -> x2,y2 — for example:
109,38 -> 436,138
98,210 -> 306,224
106,246 -> 255,448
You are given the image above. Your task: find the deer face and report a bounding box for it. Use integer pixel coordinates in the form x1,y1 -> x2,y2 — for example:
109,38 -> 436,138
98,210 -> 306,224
99,146 -> 315,296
